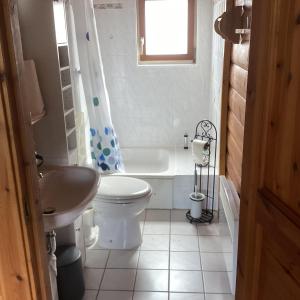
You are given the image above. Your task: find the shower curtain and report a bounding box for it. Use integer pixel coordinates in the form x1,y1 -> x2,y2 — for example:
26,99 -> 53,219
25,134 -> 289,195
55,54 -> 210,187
66,0 -> 123,172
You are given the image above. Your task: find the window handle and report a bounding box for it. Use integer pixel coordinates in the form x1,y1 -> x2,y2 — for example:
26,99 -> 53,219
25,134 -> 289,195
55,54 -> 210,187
140,37 -> 145,55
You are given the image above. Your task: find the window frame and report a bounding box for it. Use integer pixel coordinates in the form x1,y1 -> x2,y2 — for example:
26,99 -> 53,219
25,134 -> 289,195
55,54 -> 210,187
137,0 -> 196,63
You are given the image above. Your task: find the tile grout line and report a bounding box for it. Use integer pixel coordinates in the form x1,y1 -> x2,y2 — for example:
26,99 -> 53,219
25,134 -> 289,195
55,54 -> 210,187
96,249 -> 111,299
131,210 -> 146,299
198,230 -> 206,300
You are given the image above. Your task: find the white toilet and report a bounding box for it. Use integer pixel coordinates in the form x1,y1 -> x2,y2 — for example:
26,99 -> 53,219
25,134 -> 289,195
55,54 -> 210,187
95,176 -> 152,249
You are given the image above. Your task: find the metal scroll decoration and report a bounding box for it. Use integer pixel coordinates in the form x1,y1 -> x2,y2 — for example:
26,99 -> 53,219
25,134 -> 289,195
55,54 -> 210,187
186,120 -> 218,224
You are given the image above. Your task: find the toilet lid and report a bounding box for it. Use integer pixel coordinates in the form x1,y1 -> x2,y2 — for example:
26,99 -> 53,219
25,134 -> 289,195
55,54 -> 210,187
98,176 -> 152,201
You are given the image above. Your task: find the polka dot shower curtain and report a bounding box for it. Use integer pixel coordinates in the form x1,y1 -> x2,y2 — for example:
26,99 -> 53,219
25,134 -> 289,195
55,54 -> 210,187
67,0 -> 123,172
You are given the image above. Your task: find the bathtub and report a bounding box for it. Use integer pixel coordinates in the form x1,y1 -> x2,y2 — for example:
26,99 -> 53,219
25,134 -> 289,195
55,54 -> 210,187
112,148 -> 218,209
122,148 -> 175,177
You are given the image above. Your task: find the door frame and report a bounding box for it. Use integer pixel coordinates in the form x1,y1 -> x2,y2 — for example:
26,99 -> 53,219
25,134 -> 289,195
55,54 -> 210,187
0,1 -> 51,299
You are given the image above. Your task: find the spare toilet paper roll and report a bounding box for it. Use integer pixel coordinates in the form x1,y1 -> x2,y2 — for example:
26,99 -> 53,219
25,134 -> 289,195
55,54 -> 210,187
192,139 -> 209,165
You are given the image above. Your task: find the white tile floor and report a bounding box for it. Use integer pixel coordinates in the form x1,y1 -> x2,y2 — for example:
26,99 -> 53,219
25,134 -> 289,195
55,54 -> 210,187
83,209 -> 234,300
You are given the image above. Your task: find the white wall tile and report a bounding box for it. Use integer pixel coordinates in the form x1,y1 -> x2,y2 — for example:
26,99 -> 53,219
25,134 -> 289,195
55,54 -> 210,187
95,0 -> 213,147
209,0 -> 226,169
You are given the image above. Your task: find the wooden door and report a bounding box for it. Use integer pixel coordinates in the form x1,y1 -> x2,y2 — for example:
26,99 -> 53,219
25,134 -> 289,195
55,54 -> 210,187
0,1 -> 51,299
220,0 -> 252,194
236,0 -> 300,298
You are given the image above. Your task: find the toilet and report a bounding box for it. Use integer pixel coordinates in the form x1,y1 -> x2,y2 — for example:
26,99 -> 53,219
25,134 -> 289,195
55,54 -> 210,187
95,176 -> 152,249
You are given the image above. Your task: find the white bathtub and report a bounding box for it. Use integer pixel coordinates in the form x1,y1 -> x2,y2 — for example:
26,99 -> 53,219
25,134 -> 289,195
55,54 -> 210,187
112,148 -> 218,209
122,148 -> 174,177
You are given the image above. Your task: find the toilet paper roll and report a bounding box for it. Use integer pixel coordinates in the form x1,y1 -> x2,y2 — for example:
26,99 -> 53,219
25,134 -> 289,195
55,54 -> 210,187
192,139 -> 209,165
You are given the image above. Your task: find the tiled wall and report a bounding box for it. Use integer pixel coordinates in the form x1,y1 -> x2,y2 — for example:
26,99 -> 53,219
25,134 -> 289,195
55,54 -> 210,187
210,0 -> 226,169
94,0 -> 213,148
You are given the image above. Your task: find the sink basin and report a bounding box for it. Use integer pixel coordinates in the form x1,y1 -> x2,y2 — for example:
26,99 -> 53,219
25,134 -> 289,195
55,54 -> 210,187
39,166 -> 100,232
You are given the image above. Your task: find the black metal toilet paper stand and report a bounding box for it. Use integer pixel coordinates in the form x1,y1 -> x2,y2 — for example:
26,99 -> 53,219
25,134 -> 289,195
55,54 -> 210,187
186,120 -> 217,224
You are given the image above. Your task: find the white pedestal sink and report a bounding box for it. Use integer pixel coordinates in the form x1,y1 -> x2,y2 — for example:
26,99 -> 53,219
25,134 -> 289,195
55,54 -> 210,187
39,166 -> 100,232
39,165 -> 100,300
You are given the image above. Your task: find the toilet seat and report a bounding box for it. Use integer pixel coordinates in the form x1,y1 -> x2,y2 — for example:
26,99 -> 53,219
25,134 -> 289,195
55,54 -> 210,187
98,176 -> 152,203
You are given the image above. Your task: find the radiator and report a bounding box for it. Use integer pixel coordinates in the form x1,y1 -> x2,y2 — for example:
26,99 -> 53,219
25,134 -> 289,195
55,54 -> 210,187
219,175 -> 240,294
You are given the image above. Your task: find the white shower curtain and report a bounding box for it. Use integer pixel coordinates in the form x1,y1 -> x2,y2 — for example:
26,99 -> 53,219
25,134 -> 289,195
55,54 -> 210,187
66,0 -> 123,172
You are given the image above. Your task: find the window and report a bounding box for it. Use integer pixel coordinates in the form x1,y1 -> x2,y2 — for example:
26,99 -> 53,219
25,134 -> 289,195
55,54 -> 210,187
137,0 -> 196,63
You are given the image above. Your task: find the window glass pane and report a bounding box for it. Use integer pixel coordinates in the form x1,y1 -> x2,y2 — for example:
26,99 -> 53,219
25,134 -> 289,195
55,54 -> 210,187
145,0 -> 188,55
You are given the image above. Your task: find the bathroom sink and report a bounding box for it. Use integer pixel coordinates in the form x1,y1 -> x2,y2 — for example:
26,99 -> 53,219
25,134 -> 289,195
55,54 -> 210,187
39,166 -> 100,232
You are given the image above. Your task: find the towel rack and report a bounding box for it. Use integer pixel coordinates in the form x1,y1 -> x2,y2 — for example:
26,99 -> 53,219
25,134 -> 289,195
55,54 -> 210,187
186,120 -> 218,224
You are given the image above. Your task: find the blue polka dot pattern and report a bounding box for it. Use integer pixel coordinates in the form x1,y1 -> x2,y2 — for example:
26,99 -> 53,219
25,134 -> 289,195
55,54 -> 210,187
99,162 -> 110,171
90,128 -> 96,136
93,97 -> 99,106
90,125 -> 123,173
103,148 -> 111,156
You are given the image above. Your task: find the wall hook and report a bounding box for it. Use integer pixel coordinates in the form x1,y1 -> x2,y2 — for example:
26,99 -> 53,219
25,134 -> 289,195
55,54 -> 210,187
214,5 -> 251,44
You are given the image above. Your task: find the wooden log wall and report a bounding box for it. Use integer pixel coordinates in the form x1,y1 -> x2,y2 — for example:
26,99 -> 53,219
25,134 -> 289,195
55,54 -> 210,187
225,42 -> 249,193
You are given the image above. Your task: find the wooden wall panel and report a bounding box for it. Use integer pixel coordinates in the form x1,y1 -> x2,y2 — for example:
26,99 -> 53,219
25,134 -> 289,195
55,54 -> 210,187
230,64 -> 248,99
227,110 -> 244,151
231,43 -> 249,70
227,131 -> 243,170
217,1 -> 251,194
228,88 -> 246,126
225,42 -> 250,194
227,153 -> 242,192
